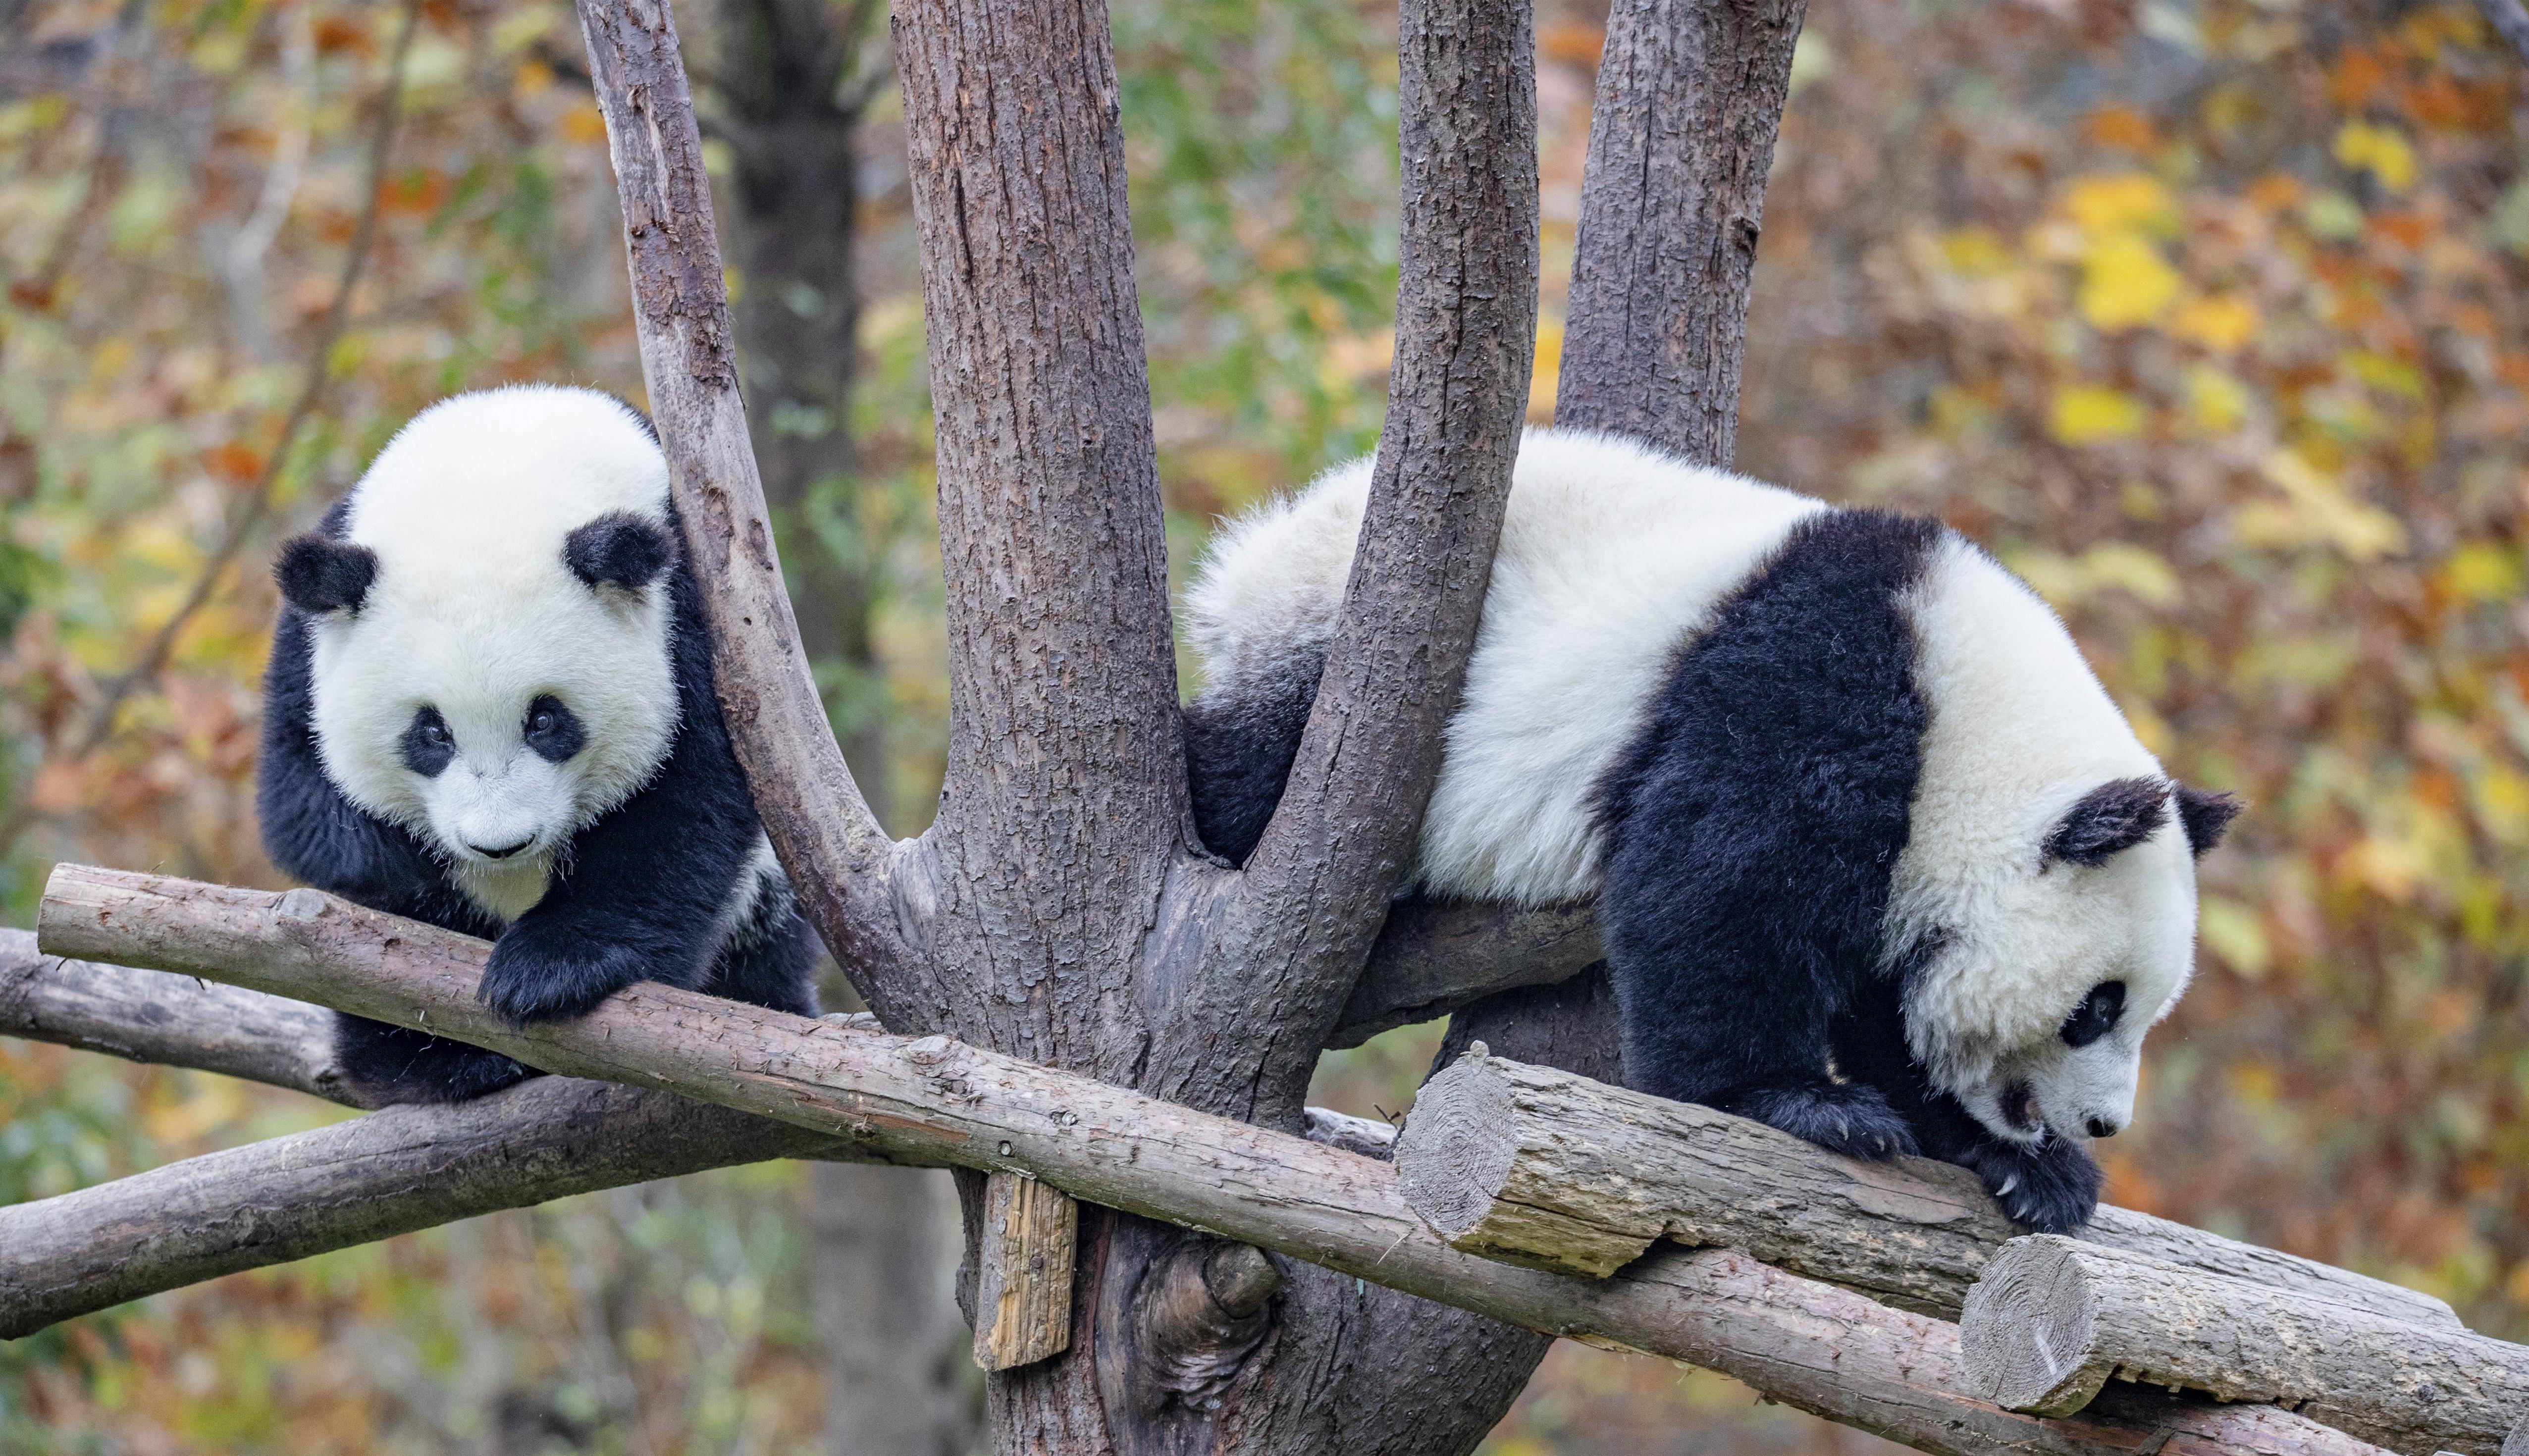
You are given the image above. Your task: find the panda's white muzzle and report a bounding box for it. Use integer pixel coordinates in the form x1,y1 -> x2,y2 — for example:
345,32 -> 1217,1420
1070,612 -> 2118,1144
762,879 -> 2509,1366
421,753 -> 578,868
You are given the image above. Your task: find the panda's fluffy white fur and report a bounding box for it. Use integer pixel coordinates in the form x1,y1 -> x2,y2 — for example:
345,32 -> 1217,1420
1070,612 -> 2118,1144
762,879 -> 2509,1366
259,386 -> 818,1104
1181,429 -> 2235,1231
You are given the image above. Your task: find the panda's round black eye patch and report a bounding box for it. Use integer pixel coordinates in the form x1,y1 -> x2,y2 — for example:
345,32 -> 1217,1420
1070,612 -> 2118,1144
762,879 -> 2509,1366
524,694 -> 584,763
2058,979 -> 2126,1048
402,706 -> 455,777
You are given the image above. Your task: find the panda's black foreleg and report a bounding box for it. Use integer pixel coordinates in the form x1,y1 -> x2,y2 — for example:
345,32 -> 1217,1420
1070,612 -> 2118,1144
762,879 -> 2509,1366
705,885 -> 824,1017
1829,979 -> 2101,1233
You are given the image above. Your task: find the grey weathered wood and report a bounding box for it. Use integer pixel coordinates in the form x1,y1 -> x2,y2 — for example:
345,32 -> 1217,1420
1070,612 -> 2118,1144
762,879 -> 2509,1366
2505,1411 -> 2529,1456
0,928 -> 371,1107
32,866 -> 2393,1456
2477,0 -> 2529,67
1161,0 -> 1541,1128
1555,0 -> 1807,466
1333,900 -> 1600,1048
0,1073 -> 855,1339
1960,1236 -> 2529,1456
973,1172 -> 1078,1370
573,0 -> 913,1025
1394,1050 -> 2457,1329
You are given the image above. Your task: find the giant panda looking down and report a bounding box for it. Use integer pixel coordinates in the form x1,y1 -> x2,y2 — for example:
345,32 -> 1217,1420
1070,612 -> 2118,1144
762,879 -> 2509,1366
1183,429 -> 2237,1233
258,386 -> 819,1105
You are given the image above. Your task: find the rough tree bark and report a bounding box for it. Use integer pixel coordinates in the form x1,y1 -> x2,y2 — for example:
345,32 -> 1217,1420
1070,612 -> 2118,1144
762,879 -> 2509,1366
1958,1236 -> 2529,1456
29,868 -> 2405,1456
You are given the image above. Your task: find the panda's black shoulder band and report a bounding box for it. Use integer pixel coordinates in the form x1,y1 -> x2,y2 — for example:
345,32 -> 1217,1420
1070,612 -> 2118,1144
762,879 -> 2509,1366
275,533 -> 378,615
565,511 -> 677,592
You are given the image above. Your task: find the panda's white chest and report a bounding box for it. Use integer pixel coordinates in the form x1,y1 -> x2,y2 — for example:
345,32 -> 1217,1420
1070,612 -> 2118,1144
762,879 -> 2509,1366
455,856 -> 553,926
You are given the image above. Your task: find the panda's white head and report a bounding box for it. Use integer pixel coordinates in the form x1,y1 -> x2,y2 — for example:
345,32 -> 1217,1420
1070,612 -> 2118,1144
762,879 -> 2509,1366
276,387 -> 681,893
1891,537 -> 2239,1150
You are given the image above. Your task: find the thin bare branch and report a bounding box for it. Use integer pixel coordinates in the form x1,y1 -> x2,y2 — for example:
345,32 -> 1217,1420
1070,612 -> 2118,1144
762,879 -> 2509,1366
1159,0 -> 1542,1128
572,0 -> 910,1018
72,0 -> 423,760
27,866 -> 2390,1456
0,1074 -> 859,1339
0,928 -> 369,1106
2477,0 -> 2529,66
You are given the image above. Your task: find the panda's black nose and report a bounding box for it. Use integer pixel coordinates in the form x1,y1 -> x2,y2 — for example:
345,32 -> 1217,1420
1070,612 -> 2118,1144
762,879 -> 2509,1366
2085,1117 -> 2118,1139
471,838 -> 533,860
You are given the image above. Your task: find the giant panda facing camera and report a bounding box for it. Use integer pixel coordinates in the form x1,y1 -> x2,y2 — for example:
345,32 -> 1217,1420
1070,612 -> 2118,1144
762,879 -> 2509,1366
1182,429 -> 2237,1233
258,386 -> 820,1105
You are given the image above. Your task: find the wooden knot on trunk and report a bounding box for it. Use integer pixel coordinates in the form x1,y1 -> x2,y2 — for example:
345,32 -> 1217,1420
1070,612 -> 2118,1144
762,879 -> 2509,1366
1130,1236 -> 1283,1411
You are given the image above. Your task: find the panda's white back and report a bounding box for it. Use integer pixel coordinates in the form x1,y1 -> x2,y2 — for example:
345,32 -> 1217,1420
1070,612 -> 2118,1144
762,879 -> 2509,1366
1185,427 -> 1829,903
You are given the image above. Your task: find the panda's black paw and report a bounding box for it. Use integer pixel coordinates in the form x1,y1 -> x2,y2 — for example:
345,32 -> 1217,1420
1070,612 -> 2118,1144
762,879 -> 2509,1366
1956,1133 -> 2102,1233
334,1013 -> 535,1104
478,928 -> 649,1026
1718,1080 -> 1919,1161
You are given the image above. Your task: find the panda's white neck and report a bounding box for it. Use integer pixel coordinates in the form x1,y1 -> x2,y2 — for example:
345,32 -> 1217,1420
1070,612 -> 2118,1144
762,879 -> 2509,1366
454,853 -> 552,926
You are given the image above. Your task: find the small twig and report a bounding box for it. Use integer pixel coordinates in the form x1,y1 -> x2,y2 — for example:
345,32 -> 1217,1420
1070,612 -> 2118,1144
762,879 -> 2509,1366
2478,0 -> 2529,66
67,0 -> 422,761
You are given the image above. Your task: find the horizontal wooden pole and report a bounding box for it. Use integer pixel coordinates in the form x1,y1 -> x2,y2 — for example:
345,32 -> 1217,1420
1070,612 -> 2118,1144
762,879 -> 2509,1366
29,866 -> 2390,1456
1960,1235 -> 2529,1456
1393,1048 -> 2456,1327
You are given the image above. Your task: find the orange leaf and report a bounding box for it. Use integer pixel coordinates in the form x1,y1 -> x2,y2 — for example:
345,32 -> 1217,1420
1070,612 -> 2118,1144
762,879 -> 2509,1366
1537,22 -> 1605,68
2085,104 -> 2157,155
202,442 -> 264,486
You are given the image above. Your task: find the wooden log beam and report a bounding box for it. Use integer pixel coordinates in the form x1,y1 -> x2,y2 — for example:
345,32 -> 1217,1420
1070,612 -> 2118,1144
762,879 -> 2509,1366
0,1074 -> 859,1339
1959,1236 -> 2529,1456
30,865 -> 2391,1456
1394,1048 -> 2456,1327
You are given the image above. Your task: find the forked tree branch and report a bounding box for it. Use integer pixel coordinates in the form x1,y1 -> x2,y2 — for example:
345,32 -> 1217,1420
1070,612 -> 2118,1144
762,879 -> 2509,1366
25,867 -> 2390,1456
571,0 -> 913,1021
1158,0 -> 1543,1127
0,927 -> 1468,1336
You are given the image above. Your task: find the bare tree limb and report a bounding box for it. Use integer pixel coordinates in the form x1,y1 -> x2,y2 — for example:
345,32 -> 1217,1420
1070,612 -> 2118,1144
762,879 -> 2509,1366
1335,899 -> 1600,1048
26,866 -> 2391,1456
0,927 -> 370,1106
1960,1236 -> 2526,1455
1393,1049 -> 2458,1327
1160,0 -> 1541,1129
1555,0 -> 1807,465
572,0 -> 912,1021
0,1074 -> 859,1340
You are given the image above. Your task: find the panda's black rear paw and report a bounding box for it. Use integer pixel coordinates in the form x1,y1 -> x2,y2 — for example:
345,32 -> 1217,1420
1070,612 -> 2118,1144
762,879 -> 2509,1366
1718,1080 -> 1918,1161
1957,1133 -> 2102,1232
334,1014 -> 535,1104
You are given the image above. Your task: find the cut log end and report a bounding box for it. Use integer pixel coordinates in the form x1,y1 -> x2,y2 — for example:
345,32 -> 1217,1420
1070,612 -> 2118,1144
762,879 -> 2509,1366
1960,1234 -> 2110,1417
1396,1050 -> 1653,1279
972,1172 -> 1077,1371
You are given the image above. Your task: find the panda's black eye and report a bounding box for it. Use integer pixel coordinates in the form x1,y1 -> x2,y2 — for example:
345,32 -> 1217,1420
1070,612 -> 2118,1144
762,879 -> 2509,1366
2059,980 -> 2127,1048
401,707 -> 455,777
524,694 -> 584,764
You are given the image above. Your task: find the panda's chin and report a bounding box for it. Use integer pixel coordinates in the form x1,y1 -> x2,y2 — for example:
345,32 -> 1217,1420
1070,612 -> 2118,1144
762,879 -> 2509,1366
1961,1078 -> 2054,1148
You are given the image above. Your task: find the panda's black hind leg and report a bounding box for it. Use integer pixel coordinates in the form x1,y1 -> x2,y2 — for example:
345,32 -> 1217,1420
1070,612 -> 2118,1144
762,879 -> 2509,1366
334,1013 -> 534,1105
1714,1079 -> 1917,1161
705,898 -> 823,1017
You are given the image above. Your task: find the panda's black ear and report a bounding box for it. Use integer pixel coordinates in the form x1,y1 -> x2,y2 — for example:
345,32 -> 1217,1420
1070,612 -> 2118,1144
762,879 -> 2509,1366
275,533 -> 377,615
2043,777 -> 2169,868
2175,784 -> 2241,859
565,512 -> 676,592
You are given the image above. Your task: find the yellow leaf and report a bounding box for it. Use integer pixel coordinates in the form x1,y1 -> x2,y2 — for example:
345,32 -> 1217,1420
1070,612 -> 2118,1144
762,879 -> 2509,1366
1528,320 -> 1562,419
560,101 -> 609,147
2183,365 -> 2251,435
1939,226 -> 2015,277
2062,172 -> 2177,237
2077,233 -> 2183,330
2050,384 -> 2149,444
2442,541 -> 2523,603
2332,120 -> 2417,193
2078,541 -> 2181,605
2476,765 -> 2529,846
2238,449 -> 2409,560
2171,294 -> 2260,352
2198,895 -> 2272,979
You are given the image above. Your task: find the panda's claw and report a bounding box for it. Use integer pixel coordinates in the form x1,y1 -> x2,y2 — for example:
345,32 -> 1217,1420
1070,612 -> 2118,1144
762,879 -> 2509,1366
1956,1134 -> 2102,1233
1718,1080 -> 1919,1162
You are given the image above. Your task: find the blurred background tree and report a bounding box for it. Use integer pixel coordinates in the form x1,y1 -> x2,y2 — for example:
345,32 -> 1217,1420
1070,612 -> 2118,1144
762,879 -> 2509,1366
2,0 -> 2525,1451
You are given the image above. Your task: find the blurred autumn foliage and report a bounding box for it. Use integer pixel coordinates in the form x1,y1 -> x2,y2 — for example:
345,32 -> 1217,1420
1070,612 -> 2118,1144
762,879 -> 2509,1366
3,0 -> 2527,1450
